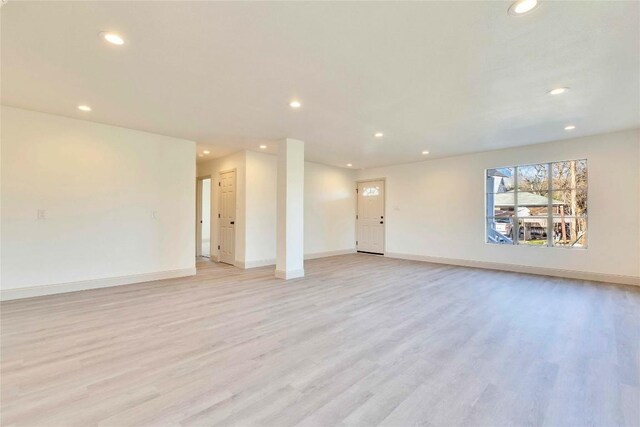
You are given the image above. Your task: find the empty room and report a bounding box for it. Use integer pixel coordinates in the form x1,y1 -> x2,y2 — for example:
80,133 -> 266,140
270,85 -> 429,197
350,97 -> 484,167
1,1 -> 639,426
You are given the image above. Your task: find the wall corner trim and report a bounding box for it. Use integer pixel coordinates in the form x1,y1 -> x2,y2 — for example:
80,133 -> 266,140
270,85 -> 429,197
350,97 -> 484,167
384,252 -> 640,287
1,268 -> 197,301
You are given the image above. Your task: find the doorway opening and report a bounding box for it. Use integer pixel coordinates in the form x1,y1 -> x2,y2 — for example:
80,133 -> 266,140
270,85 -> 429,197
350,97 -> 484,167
356,179 -> 385,255
196,176 -> 212,257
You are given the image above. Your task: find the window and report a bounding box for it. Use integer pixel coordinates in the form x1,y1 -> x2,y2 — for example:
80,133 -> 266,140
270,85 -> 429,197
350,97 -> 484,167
362,186 -> 380,197
486,160 -> 587,248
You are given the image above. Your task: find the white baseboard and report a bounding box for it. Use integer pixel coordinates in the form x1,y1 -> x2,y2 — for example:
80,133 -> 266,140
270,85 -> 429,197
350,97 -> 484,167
304,248 -> 356,260
274,268 -> 305,280
237,259 -> 276,269
1,268 -> 197,301
384,252 -> 639,287
235,249 -> 357,270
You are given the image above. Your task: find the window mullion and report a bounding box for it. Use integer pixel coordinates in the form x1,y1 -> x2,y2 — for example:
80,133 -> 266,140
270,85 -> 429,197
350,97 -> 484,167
547,163 -> 553,247
514,166 -> 518,245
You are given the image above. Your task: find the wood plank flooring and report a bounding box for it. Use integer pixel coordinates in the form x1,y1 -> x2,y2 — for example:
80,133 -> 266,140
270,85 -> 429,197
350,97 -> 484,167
1,254 -> 639,426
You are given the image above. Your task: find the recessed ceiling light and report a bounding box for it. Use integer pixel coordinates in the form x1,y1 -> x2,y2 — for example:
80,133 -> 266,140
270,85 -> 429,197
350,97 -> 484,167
548,87 -> 569,95
99,32 -> 125,45
203,150 -> 210,154
508,0 -> 539,16
259,145 -> 267,149
422,150 -> 430,155
346,163 -> 353,167
77,105 -> 91,112
374,132 -> 384,138
289,100 -> 302,109
564,125 -> 576,130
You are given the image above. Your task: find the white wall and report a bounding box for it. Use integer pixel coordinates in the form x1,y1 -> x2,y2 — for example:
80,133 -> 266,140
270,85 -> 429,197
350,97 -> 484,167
1,106 -> 196,298
245,151 -> 277,265
305,161 -> 357,256
357,129 -> 640,282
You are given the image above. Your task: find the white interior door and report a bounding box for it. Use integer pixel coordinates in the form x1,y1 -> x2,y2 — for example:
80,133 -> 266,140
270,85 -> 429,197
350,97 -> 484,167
200,178 -> 211,257
218,170 -> 236,265
357,180 -> 385,254
196,179 -> 203,257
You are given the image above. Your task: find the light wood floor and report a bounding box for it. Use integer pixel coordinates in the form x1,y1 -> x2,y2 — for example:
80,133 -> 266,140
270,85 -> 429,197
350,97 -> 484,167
2,254 -> 639,427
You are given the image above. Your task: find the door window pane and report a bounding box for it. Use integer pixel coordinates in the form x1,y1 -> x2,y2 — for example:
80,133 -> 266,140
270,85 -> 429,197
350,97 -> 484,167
362,186 -> 380,197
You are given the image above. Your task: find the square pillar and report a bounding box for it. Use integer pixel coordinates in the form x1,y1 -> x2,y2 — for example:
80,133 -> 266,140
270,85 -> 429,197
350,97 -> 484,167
275,138 -> 304,279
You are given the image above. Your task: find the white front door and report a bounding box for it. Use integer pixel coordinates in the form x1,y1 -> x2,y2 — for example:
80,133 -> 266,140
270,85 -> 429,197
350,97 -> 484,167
357,180 -> 385,254
218,170 -> 236,265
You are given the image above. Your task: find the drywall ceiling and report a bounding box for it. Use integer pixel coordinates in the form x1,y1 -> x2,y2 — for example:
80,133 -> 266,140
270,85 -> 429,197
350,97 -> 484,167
2,1 -> 638,168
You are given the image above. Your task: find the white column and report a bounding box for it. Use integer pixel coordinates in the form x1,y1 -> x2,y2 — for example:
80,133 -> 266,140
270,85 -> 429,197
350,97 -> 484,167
275,138 -> 305,279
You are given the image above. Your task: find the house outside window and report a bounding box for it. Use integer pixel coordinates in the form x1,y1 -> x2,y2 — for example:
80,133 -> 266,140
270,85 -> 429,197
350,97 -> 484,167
486,160 -> 587,248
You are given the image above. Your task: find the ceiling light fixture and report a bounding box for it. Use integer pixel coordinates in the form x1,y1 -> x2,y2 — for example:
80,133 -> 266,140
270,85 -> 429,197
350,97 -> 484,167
77,105 -> 92,112
346,163 -> 353,167
99,32 -> 125,45
548,87 -> 569,95
508,0 -> 539,16
564,125 -> 576,130
259,145 -> 267,149
422,150 -> 430,155
374,132 -> 384,138
289,100 -> 302,109
203,150 -> 210,154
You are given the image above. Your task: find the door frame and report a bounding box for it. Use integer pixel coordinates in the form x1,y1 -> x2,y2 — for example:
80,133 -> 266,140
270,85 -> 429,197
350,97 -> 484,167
217,168 -> 237,265
356,178 -> 386,255
196,175 -> 212,258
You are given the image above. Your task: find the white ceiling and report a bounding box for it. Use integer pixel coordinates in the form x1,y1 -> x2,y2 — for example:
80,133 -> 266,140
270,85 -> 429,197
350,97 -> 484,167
2,1 -> 638,168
